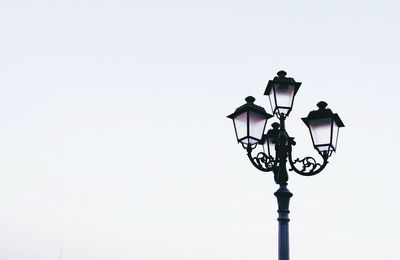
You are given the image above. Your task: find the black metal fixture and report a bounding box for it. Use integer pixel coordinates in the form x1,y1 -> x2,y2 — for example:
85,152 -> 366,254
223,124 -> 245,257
227,71 -> 344,260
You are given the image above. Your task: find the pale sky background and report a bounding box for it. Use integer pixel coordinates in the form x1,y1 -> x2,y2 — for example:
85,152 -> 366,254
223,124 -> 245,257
0,0 -> 399,259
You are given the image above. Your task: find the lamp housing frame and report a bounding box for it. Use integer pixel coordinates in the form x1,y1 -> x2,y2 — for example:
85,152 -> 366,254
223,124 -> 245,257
227,96 -> 273,146
302,101 -> 345,156
264,70 -> 302,117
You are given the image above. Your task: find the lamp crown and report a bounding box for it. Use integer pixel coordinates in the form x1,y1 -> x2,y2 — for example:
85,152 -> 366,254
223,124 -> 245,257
277,70 -> 287,77
245,96 -> 256,103
302,101 -> 345,128
271,122 -> 280,129
317,101 -> 328,110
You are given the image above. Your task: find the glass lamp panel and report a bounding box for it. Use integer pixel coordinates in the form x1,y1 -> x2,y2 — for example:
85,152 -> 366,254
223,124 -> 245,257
331,120 -> 340,150
262,136 -> 275,156
262,140 -> 267,154
275,84 -> 295,111
246,137 -> 259,145
233,112 -> 248,141
267,137 -> 275,156
277,107 -> 290,115
316,145 -> 331,153
268,86 -> 277,113
249,111 -> 267,141
239,137 -> 259,145
262,142 -> 268,154
309,118 -> 332,148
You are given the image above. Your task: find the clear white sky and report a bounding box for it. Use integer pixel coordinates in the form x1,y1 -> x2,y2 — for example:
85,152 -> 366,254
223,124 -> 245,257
0,0 -> 399,259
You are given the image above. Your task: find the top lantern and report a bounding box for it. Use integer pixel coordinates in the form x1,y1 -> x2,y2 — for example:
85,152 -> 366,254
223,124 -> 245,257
264,71 -> 302,117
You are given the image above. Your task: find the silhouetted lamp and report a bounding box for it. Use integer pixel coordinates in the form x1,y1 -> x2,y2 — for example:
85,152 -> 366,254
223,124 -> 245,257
264,70 -> 302,117
227,96 -> 273,146
262,122 -> 280,156
227,70 -> 345,260
302,101 -> 345,156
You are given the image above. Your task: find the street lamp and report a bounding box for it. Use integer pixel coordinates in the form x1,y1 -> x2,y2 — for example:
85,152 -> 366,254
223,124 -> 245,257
227,71 -> 344,260
227,96 -> 273,147
264,70 -> 301,117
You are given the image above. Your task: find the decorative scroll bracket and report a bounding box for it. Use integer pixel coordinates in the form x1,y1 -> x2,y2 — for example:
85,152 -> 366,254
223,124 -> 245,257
246,145 -> 276,172
288,150 -> 329,176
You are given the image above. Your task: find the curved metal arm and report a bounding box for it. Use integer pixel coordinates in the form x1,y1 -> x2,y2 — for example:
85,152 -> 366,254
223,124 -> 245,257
288,150 -> 329,176
246,146 -> 276,172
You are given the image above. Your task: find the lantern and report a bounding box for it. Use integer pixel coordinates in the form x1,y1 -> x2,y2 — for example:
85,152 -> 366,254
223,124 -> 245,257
302,101 -> 345,156
227,96 -> 273,146
264,71 -> 301,117
261,122 -> 280,156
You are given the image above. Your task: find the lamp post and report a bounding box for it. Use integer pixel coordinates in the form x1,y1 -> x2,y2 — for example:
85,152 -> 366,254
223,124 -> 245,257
227,71 -> 344,260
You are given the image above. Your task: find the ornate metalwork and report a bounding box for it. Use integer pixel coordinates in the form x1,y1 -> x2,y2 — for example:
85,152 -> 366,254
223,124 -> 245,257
288,152 -> 328,176
246,146 -> 276,172
244,129 -> 329,177
227,71 -> 345,260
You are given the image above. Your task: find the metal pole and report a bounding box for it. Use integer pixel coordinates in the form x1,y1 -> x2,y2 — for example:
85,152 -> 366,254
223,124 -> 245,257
272,114 -> 293,260
274,184 -> 293,260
